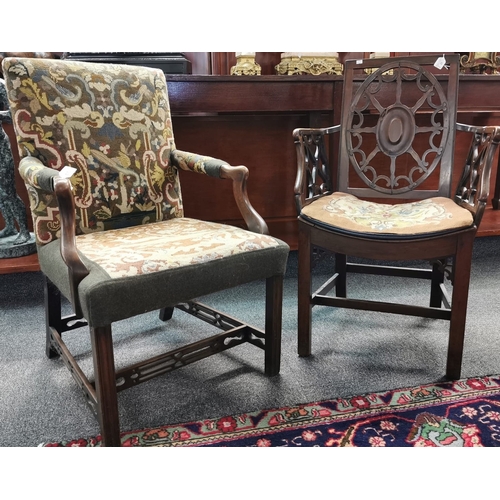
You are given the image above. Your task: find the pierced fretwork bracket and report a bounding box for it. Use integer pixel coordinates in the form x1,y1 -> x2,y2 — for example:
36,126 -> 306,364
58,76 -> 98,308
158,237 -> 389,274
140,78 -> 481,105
112,301 -> 266,391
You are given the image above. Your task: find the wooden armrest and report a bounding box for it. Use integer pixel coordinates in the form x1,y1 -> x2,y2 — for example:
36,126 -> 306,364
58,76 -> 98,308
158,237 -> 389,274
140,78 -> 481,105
53,177 -> 89,318
18,157 -> 89,317
219,164 -> 269,234
171,149 -> 269,234
292,124 -> 341,140
455,122 -> 500,226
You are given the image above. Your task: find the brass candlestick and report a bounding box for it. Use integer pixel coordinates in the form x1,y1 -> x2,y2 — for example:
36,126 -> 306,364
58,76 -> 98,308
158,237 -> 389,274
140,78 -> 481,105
231,52 -> 261,76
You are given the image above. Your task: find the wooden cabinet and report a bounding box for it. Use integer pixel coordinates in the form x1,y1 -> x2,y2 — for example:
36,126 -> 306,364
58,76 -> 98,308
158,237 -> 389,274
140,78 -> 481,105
2,73 -> 500,274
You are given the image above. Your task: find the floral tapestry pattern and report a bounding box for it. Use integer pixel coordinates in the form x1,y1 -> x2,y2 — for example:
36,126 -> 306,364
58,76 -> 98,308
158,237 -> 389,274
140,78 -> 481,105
75,218 -> 281,279
301,192 -> 473,235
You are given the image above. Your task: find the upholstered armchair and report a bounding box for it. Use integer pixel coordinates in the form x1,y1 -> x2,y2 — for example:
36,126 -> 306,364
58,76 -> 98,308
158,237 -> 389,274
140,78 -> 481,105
2,57 -> 289,446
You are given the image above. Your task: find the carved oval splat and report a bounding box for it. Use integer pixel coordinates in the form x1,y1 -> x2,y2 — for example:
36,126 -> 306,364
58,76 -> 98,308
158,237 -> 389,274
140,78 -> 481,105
346,60 -> 450,194
376,105 -> 416,157
388,117 -> 403,143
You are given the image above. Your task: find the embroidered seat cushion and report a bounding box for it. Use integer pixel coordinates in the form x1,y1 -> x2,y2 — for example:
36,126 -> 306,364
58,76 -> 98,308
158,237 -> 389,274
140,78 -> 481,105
301,192 -> 473,237
38,217 -> 289,327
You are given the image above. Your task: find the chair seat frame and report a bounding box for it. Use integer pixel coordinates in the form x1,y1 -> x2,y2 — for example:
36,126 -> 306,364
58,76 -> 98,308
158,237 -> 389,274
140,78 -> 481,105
297,217 -> 475,380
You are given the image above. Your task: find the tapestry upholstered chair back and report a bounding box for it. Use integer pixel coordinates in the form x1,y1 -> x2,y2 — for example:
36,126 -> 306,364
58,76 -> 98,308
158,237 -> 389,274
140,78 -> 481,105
2,57 -> 289,447
4,57 -> 216,243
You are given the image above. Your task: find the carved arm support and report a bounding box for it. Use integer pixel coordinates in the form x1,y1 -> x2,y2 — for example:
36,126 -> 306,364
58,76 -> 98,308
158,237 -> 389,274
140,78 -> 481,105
18,156 -> 89,317
170,149 -> 268,234
293,124 -> 340,214
455,123 -> 500,227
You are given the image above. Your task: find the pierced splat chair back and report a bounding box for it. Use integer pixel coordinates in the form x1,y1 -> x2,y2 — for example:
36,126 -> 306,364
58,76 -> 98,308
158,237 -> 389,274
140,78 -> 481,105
296,54 -> 499,233
339,56 -> 458,200
293,54 -> 500,382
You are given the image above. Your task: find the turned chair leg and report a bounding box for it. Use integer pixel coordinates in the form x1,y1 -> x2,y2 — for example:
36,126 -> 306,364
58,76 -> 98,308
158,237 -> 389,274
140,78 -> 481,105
298,227 -> 313,357
44,277 -> 62,359
90,325 -> 121,447
446,239 -> 474,380
265,274 -> 283,376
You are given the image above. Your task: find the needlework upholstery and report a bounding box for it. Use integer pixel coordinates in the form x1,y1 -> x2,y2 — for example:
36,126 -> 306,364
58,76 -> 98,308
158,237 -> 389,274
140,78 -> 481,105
301,192 -> 473,236
4,58 -> 229,245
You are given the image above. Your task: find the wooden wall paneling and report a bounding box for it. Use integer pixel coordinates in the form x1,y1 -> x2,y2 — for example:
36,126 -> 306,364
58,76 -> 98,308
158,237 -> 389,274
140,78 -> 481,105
255,53 -> 282,75
174,113 -> 320,246
166,75 -> 337,113
167,75 -> 338,249
211,53 -> 234,75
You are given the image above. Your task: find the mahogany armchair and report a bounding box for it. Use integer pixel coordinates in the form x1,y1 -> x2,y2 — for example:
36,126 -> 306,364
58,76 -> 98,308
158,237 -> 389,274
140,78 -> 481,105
294,54 -> 500,381
2,57 -> 289,446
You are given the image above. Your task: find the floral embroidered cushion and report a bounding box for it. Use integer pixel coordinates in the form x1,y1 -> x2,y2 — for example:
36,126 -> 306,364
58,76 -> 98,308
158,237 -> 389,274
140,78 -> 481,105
74,217 -> 283,279
301,192 -> 473,236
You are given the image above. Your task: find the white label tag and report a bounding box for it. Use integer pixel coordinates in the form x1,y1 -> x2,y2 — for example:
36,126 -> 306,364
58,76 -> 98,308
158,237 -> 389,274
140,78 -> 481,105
356,59 -> 363,64
434,56 -> 447,70
59,166 -> 77,178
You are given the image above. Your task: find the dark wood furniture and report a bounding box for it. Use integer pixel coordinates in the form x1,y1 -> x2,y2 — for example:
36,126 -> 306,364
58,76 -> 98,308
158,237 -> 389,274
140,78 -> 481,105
294,55 -> 500,380
3,71 -> 500,274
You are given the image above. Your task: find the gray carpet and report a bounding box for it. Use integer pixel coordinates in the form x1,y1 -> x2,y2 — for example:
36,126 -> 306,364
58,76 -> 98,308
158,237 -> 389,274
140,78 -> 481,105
1,237 -> 500,447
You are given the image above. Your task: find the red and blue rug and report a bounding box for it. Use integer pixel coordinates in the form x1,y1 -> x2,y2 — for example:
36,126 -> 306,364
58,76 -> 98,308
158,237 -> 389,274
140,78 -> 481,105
42,374 -> 500,447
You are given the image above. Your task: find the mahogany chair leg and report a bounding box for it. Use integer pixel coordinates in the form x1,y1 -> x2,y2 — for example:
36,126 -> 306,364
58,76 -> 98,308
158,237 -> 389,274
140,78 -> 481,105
90,325 -> 121,447
298,226 -> 313,357
446,238 -> 474,380
159,307 -> 174,321
335,253 -> 347,298
492,153 -> 500,210
264,274 -> 283,376
44,277 -> 62,359
430,260 -> 445,308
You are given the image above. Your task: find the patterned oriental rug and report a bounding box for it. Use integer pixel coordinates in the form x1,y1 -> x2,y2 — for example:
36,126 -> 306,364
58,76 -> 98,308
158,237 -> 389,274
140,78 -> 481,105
42,375 -> 500,447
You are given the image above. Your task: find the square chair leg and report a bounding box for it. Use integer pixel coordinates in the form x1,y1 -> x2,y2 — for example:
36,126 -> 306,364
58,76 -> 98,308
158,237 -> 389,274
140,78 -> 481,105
90,325 -> 121,447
